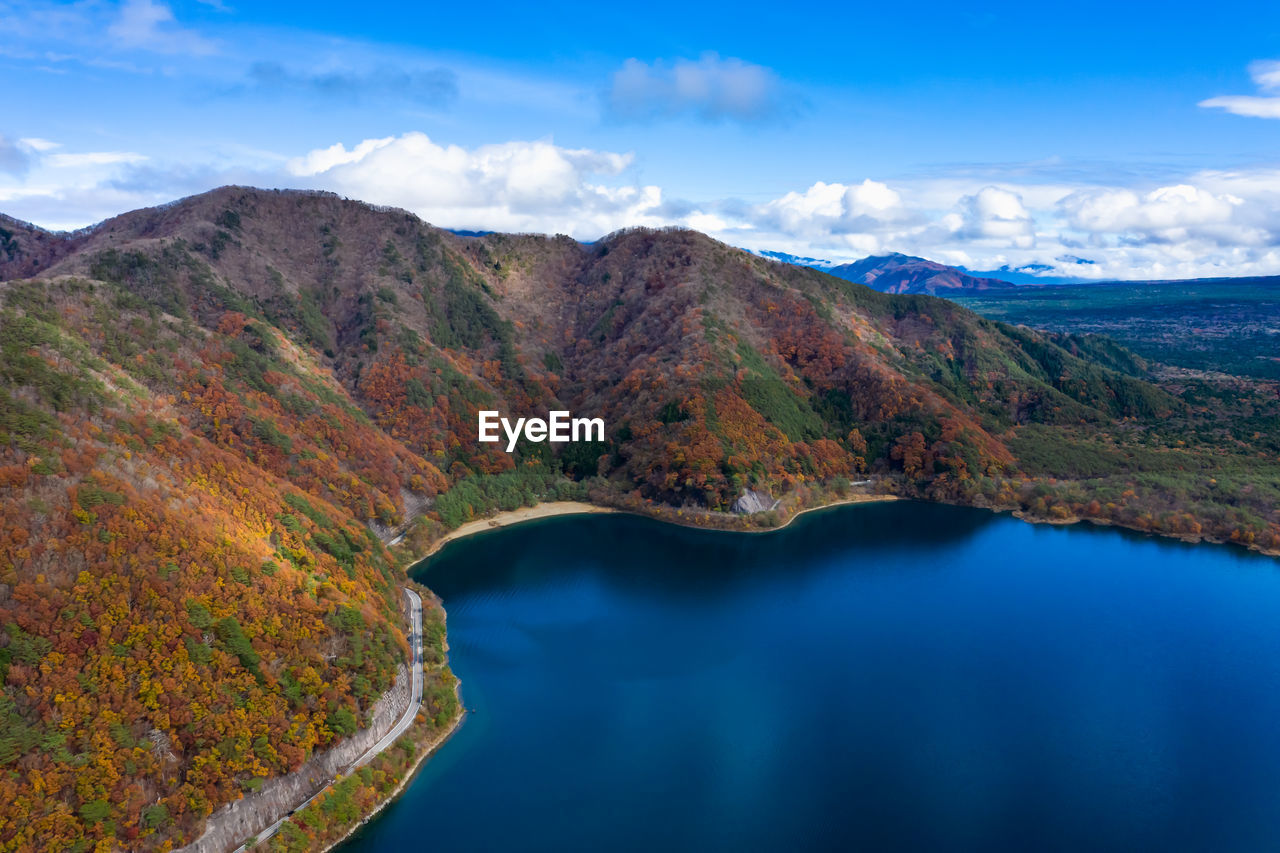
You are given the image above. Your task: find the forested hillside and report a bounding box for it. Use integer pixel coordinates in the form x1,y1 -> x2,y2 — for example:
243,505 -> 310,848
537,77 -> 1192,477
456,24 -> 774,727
1,187 -> 1277,850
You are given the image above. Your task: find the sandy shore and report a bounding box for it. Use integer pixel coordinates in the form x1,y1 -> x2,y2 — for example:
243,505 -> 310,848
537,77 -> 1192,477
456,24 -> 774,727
415,501 -> 618,562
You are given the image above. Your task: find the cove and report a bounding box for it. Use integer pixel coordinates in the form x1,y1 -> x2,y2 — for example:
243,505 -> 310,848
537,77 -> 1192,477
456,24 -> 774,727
342,502 -> 1280,852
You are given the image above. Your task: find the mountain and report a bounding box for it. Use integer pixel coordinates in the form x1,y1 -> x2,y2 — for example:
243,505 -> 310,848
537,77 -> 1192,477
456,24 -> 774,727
0,213 -> 82,280
1,187 -> 1277,849
823,252 -> 1017,294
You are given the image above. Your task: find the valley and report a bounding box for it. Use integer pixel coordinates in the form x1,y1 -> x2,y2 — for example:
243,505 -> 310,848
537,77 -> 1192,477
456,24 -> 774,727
952,278 -> 1280,380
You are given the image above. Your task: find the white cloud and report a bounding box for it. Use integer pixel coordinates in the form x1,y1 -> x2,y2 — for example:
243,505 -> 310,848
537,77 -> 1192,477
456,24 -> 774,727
846,180 -> 904,216
762,182 -> 847,228
607,53 -> 791,123
1250,59 -> 1280,91
1059,184 -> 1242,236
749,181 -> 1036,256
288,138 -> 394,175
1200,58 -> 1280,118
755,179 -> 908,251
955,186 -> 1035,246
1198,95 -> 1280,119
287,132 -> 661,236
685,211 -> 732,233
108,0 -> 216,55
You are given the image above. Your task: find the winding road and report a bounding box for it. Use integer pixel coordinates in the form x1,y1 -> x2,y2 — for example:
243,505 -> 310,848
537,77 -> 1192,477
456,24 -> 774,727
350,588 -> 424,769
234,587 -> 423,852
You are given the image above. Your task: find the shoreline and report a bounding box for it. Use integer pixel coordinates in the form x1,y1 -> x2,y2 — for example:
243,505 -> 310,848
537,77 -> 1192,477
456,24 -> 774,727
407,490 -> 1277,579
414,501 -> 618,564
1009,509 -> 1280,558
235,591 -> 458,853
407,493 -> 902,573
263,592 -> 465,853
228,591 -> 425,853
317,679 -> 466,853
725,493 -> 899,534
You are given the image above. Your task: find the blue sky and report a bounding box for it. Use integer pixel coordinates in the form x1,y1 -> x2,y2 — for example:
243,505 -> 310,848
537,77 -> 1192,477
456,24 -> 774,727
3,0 -> 1280,279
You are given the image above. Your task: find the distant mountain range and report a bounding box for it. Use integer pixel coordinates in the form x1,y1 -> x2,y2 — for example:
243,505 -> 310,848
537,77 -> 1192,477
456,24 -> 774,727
757,249 -> 1029,294
824,253 -> 1016,295
756,248 -> 1280,294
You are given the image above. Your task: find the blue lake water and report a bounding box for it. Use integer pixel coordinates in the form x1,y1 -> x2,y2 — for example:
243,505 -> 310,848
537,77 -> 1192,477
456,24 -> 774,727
343,502 -> 1280,852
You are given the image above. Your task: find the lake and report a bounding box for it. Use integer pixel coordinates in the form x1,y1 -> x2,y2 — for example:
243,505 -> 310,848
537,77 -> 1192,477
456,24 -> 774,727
342,502 -> 1280,852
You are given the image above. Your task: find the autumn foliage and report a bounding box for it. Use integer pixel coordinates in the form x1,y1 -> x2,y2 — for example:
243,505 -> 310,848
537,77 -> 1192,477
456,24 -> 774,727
0,187 -> 1277,850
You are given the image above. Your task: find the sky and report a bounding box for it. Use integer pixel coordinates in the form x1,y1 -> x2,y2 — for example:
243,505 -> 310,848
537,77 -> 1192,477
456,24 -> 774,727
3,0 -> 1280,280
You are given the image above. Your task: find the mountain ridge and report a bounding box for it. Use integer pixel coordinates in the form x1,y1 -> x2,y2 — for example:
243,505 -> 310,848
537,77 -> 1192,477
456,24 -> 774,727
751,249 -> 1022,293
1,186 -> 1277,849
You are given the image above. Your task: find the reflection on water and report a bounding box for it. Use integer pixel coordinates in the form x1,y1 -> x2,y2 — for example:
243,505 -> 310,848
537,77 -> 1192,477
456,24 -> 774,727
342,501 -> 1280,853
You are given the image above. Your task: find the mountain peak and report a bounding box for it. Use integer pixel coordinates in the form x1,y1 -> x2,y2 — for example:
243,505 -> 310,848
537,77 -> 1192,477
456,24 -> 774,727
826,252 -> 1015,295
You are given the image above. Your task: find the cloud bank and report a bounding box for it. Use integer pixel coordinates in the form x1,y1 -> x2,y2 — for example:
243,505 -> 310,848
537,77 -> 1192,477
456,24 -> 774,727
286,133 -> 663,236
8,131 -> 1280,281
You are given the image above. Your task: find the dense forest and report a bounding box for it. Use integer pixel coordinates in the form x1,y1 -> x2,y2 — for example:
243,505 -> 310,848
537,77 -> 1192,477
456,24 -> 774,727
0,187 -> 1277,850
